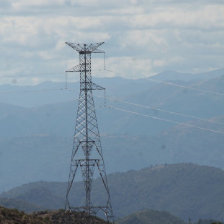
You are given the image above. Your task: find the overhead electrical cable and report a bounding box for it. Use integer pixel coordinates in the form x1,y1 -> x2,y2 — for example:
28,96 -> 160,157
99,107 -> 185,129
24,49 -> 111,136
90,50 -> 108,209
95,95 -> 224,126
107,105 -> 224,135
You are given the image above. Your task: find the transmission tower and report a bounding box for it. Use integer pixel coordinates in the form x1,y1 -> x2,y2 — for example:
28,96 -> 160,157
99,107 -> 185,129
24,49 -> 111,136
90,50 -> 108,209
65,42 -> 114,222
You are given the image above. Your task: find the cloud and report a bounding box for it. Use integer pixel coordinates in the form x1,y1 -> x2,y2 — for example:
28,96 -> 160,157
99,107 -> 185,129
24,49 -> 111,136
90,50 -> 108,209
129,5 -> 224,30
11,0 -> 66,10
0,0 -> 223,84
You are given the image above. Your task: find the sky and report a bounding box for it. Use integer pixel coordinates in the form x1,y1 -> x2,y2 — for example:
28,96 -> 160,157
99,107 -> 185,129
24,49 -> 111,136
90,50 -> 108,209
0,0 -> 224,85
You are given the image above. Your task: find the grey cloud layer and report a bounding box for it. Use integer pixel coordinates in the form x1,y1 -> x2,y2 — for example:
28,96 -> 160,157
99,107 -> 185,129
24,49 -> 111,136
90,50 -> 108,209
0,0 -> 223,84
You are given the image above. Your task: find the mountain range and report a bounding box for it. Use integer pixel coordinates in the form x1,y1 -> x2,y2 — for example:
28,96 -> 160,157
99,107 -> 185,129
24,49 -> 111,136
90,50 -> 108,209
1,163 -> 224,221
1,69 -> 224,191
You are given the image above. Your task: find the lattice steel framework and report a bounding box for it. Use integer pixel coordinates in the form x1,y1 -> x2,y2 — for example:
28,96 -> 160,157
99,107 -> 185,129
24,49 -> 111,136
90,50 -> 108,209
65,42 -> 114,222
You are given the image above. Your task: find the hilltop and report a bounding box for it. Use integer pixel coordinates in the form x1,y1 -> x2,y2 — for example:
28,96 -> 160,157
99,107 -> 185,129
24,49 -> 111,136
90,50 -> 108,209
0,206 -> 107,224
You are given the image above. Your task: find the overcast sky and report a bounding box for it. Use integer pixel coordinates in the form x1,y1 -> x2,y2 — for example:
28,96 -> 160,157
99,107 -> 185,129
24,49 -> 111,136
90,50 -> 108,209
0,0 -> 223,84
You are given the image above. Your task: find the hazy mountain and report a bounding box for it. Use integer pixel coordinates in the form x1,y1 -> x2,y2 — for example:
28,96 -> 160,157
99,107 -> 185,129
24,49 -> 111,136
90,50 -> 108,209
0,70 -> 224,199
153,69 -> 224,81
1,113 -> 224,191
0,72 -> 224,138
0,69 -> 223,108
2,164 -> 224,221
0,197 -> 43,213
116,209 -> 186,224
0,77 -> 156,108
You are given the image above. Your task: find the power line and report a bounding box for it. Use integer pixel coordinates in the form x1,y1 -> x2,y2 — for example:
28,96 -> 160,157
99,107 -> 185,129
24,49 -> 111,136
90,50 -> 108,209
107,105 -> 224,135
0,67 -> 223,135
95,94 -> 224,126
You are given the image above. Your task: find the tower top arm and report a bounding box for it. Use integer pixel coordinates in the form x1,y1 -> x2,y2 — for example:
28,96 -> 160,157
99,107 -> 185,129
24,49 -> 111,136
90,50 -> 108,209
65,42 -> 104,53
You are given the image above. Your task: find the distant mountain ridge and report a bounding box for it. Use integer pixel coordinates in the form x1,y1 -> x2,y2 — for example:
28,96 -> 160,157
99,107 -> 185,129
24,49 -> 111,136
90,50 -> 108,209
0,70 -> 224,191
0,197 -> 44,212
0,69 -> 223,107
1,69 -> 224,217
2,163 -> 224,221
153,69 -> 224,81
1,114 -> 224,191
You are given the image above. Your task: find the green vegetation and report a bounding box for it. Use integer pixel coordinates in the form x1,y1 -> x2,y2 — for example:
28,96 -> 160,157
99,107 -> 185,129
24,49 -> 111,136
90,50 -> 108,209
1,206 -> 223,224
2,163 -> 224,220
0,206 -> 107,224
0,206 -> 48,224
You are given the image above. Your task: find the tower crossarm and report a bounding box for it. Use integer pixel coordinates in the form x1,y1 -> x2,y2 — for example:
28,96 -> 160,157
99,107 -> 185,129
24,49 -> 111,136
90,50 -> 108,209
65,42 -> 104,53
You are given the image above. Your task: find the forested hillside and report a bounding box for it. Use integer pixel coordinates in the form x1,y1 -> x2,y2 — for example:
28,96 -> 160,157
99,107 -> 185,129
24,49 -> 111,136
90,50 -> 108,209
2,163 -> 224,221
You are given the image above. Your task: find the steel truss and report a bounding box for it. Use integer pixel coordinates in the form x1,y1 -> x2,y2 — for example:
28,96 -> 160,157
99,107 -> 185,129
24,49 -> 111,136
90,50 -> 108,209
65,42 -> 114,222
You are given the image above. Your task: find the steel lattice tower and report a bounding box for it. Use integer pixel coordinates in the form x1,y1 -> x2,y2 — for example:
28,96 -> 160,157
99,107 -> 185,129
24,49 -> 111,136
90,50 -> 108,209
65,42 -> 114,222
